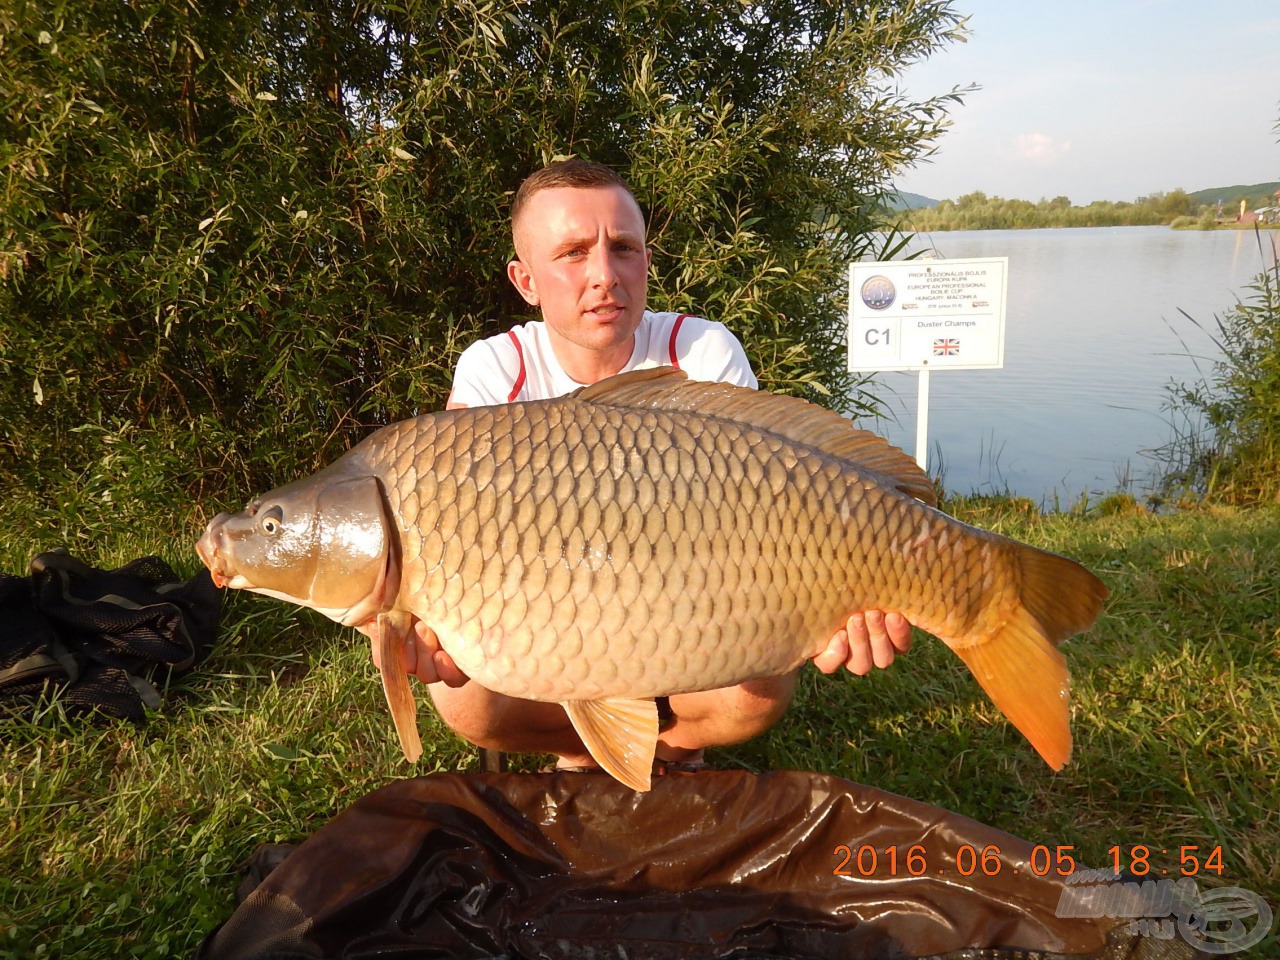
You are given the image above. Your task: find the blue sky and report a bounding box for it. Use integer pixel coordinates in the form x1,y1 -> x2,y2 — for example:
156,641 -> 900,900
894,0 -> 1280,203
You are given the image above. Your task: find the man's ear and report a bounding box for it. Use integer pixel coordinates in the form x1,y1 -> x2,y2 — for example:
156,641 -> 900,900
507,259 -> 540,306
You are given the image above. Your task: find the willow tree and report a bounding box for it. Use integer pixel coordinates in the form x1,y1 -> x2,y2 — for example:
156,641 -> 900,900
0,0 -> 964,507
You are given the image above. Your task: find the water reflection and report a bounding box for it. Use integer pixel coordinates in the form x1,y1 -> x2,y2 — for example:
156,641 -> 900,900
858,226 -> 1269,506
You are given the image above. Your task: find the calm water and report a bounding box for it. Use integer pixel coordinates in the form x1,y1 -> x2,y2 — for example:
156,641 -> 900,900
857,226 -> 1274,505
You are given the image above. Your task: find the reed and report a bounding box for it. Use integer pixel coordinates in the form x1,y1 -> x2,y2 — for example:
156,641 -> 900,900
1157,228 -> 1280,505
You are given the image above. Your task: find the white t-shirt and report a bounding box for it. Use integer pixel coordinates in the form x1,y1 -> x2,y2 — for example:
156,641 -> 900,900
449,311 -> 757,407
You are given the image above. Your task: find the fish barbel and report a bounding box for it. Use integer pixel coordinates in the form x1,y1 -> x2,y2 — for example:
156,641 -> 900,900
197,367 -> 1108,790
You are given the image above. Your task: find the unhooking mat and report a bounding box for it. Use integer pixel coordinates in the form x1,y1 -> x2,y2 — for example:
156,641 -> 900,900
198,770 -> 1214,960
0,549 -> 221,719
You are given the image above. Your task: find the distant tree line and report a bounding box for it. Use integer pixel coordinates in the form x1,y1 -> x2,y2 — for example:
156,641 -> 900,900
903,189 -> 1216,231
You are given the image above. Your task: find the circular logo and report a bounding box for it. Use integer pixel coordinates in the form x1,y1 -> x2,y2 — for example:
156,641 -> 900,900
1178,887 -> 1273,954
860,275 -> 896,311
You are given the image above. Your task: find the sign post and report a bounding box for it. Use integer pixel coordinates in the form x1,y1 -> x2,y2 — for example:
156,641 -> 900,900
848,257 -> 1008,473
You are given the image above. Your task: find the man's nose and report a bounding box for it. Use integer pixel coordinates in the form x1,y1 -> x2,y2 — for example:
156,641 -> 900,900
587,247 -> 620,288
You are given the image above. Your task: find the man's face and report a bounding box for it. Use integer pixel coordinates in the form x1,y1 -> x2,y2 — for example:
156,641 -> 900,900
508,185 -> 651,358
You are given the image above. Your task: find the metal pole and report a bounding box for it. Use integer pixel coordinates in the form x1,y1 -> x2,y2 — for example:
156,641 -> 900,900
915,366 -> 930,473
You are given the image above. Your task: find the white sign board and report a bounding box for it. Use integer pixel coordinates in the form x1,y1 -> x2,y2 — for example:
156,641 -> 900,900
847,257 -> 1008,372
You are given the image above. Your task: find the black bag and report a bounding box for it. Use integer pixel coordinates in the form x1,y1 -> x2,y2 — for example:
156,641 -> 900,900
0,550 -> 221,720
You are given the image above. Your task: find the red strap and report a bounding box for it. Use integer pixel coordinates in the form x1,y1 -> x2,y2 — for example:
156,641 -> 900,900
506,330 -> 526,402
668,314 -> 689,369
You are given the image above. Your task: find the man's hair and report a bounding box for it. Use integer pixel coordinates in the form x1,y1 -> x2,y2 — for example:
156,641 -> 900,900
510,159 -> 643,232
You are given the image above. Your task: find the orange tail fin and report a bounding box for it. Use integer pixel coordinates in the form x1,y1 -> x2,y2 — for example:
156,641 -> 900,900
951,546 -> 1108,770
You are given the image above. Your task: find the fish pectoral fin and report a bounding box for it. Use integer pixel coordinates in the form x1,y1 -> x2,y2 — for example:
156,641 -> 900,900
375,611 -> 422,763
561,697 -> 658,792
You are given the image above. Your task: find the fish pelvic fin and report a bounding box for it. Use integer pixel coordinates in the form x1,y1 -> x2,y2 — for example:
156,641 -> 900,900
950,548 -> 1108,771
561,697 -> 659,792
376,611 -> 422,763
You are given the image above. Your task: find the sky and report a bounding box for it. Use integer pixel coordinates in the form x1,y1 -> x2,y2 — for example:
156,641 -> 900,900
893,0 -> 1280,204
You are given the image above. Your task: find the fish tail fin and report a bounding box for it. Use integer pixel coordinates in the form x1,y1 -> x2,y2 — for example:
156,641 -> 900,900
950,546 -> 1108,770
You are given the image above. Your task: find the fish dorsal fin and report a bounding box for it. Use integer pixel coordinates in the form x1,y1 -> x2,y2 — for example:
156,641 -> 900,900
573,367 -> 936,506
561,697 -> 658,792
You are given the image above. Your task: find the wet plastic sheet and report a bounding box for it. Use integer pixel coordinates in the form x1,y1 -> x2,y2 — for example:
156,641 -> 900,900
199,769 -> 1201,960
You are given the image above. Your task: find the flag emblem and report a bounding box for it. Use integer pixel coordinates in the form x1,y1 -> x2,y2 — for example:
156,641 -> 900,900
933,338 -> 960,356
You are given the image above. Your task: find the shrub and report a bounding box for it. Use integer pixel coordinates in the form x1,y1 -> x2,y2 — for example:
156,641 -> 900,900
0,0 -> 966,520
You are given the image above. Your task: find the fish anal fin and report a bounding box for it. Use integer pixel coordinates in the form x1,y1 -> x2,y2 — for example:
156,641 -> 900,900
572,368 -> 935,505
950,606 -> 1073,770
375,611 -> 422,763
561,697 -> 658,792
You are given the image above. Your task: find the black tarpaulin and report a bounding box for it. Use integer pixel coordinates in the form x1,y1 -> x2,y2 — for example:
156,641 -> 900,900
199,770 -> 1204,960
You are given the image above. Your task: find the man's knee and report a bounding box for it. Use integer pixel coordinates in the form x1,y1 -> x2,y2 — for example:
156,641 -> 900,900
726,673 -> 798,735
426,683 -> 573,752
427,684 -> 510,749
667,672 -> 799,747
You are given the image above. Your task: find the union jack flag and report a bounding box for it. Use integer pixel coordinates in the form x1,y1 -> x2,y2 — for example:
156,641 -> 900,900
933,338 -> 960,356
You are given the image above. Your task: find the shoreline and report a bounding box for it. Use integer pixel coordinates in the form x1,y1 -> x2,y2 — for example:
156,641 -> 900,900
905,221 -> 1279,233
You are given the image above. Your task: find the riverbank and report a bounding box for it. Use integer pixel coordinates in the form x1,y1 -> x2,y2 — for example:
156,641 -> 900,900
908,218 -> 1279,232
1170,217 -> 1280,230
1,490 -> 1276,957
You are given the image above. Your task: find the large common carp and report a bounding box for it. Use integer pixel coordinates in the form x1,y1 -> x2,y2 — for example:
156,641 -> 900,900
197,367 -> 1108,790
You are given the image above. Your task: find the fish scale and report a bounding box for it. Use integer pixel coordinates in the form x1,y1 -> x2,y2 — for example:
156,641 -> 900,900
382,402 -> 920,699
197,367 -> 1108,791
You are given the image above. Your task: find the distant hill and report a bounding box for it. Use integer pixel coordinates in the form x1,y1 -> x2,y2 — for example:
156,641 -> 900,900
885,190 -> 938,211
1188,181 -> 1280,205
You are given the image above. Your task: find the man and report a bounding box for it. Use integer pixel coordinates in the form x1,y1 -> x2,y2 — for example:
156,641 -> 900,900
371,159 -> 912,772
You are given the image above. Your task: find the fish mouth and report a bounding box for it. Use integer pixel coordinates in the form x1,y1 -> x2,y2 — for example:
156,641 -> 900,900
196,518 -> 232,589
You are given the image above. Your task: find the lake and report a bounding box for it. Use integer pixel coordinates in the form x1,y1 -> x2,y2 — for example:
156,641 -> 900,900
856,226 -> 1275,506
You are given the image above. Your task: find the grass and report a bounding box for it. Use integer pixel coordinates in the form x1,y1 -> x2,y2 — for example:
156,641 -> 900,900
1,488 -> 1278,957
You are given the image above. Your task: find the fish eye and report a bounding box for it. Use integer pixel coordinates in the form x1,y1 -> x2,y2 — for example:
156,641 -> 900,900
259,506 -> 284,535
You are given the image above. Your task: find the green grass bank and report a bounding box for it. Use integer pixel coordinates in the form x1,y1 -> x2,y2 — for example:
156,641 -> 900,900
1,493 -> 1276,958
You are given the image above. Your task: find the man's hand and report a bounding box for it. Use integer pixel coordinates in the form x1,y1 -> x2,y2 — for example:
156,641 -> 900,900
361,618 -> 470,687
813,611 -> 912,675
